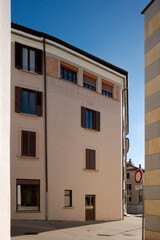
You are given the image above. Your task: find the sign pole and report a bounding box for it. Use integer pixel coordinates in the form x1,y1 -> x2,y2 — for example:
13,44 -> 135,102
142,173 -> 144,240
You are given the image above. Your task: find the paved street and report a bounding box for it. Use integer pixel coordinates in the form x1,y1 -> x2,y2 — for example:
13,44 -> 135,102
11,214 -> 142,240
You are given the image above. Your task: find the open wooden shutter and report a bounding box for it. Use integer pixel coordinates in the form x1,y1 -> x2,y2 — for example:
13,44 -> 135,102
15,87 -> 22,113
15,42 -> 22,69
96,111 -> 100,131
35,49 -> 43,74
35,91 -> 43,116
81,106 -> 86,128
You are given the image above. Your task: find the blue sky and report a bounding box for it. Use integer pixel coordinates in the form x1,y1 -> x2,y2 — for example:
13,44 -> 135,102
11,0 -> 151,168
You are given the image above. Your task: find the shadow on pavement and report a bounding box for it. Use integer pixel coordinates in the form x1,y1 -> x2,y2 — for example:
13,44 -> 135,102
11,219 -> 107,237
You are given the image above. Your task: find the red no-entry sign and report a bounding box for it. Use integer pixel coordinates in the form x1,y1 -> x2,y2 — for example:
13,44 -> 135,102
135,169 -> 142,184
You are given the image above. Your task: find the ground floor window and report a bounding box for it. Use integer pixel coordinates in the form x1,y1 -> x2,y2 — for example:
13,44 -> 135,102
16,179 -> 40,211
64,190 -> 72,207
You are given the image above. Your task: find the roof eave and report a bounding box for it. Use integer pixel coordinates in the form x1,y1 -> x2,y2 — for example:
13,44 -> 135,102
141,0 -> 155,14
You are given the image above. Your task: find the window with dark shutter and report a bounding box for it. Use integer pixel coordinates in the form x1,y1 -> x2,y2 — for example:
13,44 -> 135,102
15,86 -> 43,117
15,42 -> 43,74
21,130 -> 36,157
86,149 -> 96,170
81,106 -> 100,131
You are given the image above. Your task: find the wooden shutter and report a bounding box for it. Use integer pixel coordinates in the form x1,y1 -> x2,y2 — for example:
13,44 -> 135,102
15,87 -> 22,113
86,149 -> 95,170
90,150 -> 95,170
21,131 -> 28,156
81,106 -> 86,128
86,149 -> 90,169
35,91 -> 43,116
30,131 -> 36,157
36,49 -> 43,74
15,42 -> 22,69
96,111 -> 100,131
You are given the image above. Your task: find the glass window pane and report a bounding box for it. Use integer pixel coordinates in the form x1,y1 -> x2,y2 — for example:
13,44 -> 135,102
22,48 -> 28,71
22,91 -> 28,113
30,50 -> 35,72
61,68 -> 63,78
64,69 -> 68,80
29,92 -> 35,115
86,110 -> 89,128
90,111 -> 93,129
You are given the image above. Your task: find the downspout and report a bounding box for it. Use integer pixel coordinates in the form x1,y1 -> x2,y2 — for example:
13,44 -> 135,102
43,36 -> 48,221
122,73 -> 129,219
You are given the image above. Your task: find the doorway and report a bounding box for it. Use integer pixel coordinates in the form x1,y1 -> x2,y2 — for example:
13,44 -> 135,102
85,195 -> 95,220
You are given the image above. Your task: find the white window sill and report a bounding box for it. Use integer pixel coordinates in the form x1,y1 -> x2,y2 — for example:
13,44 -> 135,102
17,155 -> 39,160
16,210 -> 41,213
83,168 -> 99,172
19,68 -> 38,75
63,207 -> 73,209
18,113 -> 39,118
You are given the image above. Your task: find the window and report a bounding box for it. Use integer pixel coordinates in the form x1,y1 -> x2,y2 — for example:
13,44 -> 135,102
16,179 -> 40,211
127,183 -> 132,190
127,196 -> 131,203
81,106 -> 100,131
61,66 -> 77,84
139,195 -> 143,203
21,130 -> 36,157
15,42 -> 43,74
86,149 -> 96,170
15,87 -> 43,116
127,172 -> 130,179
83,72 -> 97,91
64,190 -> 72,207
102,80 -> 113,98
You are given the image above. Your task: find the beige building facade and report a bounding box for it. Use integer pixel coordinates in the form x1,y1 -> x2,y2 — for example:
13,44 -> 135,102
11,23 -> 129,221
142,0 -> 160,239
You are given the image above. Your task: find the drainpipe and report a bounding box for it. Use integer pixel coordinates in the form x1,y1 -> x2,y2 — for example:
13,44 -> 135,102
43,36 -> 48,221
122,73 -> 129,219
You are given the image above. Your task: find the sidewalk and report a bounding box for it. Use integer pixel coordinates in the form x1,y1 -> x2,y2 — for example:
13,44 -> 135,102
11,214 -> 142,240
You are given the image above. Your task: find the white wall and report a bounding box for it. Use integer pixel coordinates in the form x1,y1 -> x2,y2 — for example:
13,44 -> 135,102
0,0 -> 11,239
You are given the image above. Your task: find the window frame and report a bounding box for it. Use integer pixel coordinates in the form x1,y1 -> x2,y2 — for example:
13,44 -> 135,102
16,179 -> 40,212
21,130 -> 36,157
81,106 -> 100,131
60,66 -> 77,84
15,42 -> 43,74
85,149 -> 96,170
15,86 -> 43,116
22,89 -> 36,115
64,190 -> 72,207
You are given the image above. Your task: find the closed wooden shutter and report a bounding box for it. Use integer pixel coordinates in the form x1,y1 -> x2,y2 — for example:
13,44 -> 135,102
86,149 -> 90,169
21,131 -> 28,156
86,149 -> 95,170
15,87 -> 22,113
35,91 -> 43,116
81,106 -> 86,128
90,150 -> 95,170
36,49 -> 43,74
96,111 -> 100,131
30,131 -> 36,157
15,42 -> 22,69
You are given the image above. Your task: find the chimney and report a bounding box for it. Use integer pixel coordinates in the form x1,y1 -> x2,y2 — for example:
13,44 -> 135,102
139,164 -> 141,169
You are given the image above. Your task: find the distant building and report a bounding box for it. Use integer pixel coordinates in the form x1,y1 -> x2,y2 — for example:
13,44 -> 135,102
126,160 -> 144,214
11,23 -> 129,221
142,0 -> 160,239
